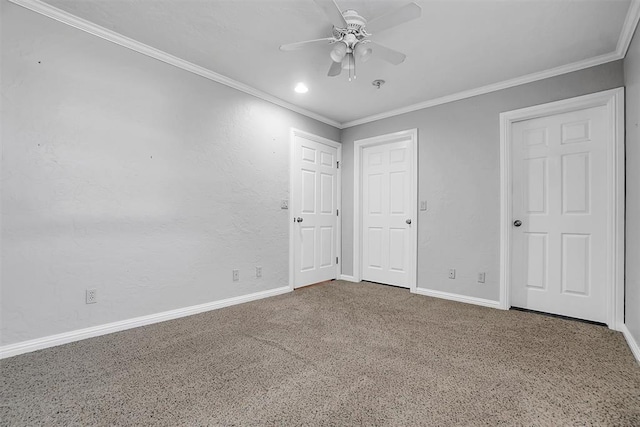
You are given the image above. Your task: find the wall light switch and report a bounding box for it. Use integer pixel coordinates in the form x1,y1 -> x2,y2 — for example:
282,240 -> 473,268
420,200 -> 428,211
281,199 -> 289,209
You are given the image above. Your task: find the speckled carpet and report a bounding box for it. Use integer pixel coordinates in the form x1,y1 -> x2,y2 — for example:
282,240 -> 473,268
1,281 -> 639,426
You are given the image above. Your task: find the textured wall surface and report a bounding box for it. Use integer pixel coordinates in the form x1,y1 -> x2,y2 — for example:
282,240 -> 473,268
1,2 -> 339,346
624,26 -> 640,344
341,61 -> 624,302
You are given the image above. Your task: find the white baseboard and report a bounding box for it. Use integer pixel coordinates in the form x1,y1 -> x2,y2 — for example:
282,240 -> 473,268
0,286 -> 291,359
414,287 -> 502,309
620,324 -> 640,364
339,275 -> 358,282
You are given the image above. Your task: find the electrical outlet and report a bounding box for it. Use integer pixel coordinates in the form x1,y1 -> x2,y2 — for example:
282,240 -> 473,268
256,266 -> 262,278
86,289 -> 97,304
280,199 -> 289,209
233,269 -> 239,282
448,269 -> 456,279
478,272 -> 486,283
420,200 -> 428,211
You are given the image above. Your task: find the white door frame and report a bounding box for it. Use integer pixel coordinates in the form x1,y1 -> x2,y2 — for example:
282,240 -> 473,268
288,128 -> 342,291
499,88 -> 625,330
353,129 -> 418,292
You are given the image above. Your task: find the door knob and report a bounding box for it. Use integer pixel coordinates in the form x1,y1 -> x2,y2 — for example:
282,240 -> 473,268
406,219 -> 412,224
296,217 -> 303,223
513,220 -> 522,227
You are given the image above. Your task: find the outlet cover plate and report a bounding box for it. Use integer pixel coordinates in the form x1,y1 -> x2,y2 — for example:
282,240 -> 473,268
86,289 -> 97,304
448,269 -> 456,279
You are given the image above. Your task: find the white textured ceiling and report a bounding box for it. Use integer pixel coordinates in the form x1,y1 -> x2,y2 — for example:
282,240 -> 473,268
42,0 -> 632,125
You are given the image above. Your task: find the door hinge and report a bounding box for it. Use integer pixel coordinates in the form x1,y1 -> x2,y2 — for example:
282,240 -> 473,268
336,257 -> 339,264
337,209 -> 339,216
337,161 -> 340,169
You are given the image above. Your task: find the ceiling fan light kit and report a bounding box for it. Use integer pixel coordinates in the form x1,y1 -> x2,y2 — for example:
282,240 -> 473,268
280,0 -> 421,81
354,43 -> 372,63
330,41 -> 347,62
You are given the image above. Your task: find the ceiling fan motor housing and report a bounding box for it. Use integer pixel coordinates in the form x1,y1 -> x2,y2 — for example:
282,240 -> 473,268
342,9 -> 366,29
332,9 -> 368,43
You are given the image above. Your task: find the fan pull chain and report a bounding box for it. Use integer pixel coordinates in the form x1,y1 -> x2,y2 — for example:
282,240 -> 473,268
348,54 -> 357,82
354,55 -> 357,80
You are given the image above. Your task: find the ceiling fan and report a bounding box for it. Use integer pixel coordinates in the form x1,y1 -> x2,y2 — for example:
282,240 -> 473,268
280,0 -> 422,80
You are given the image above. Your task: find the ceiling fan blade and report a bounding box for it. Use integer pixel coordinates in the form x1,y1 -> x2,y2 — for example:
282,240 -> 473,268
312,0 -> 348,29
280,37 -> 335,51
328,60 -> 342,77
365,2 -> 422,35
369,42 -> 406,65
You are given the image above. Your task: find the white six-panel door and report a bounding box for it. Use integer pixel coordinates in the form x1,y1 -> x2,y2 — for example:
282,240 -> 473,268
361,139 -> 414,288
511,105 -> 608,323
292,131 -> 339,288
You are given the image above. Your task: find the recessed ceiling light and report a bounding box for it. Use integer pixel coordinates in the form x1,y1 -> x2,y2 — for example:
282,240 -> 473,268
294,82 -> 309,94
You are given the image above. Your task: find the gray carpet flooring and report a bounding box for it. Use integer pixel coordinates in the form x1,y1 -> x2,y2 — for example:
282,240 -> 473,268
1,281 -> 639,426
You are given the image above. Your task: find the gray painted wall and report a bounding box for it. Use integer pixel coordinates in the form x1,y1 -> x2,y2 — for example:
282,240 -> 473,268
2,0 -> 635,350
341,61 -> 624,302
624,27 -> 640,345
1,2 -> 339,346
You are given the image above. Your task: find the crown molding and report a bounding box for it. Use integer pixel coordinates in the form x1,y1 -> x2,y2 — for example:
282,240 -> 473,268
342,0 -> 639,128
341,51 -> 622,128
9,0 -> 640,131
617,0 -> 640,57
8,0 -> 342,129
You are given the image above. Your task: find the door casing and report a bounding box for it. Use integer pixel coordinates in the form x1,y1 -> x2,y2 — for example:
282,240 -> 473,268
499,88 -> 625,330
353,129 -> 418,292
289,128 -> 342,290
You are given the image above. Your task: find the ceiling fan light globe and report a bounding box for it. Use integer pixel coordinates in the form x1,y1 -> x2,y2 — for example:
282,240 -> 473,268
330,42 -> 347,63
354,43 -> 372,63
